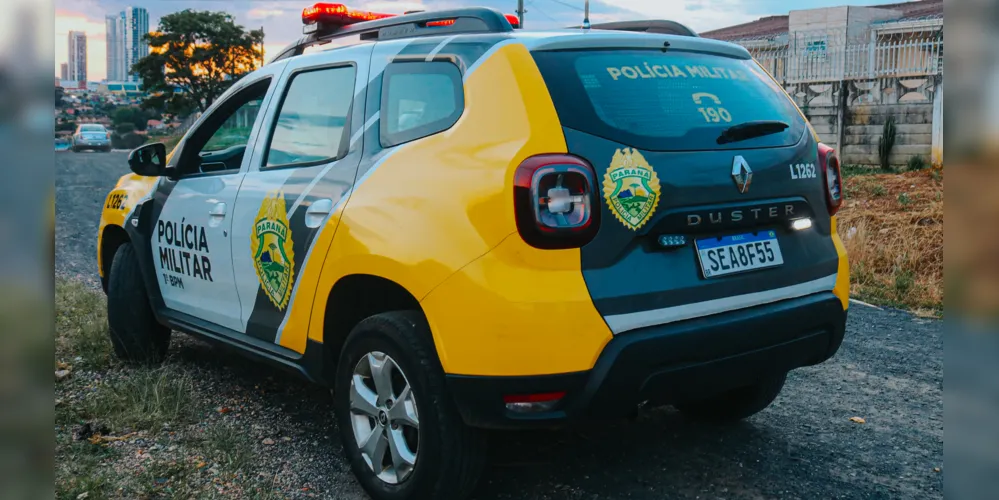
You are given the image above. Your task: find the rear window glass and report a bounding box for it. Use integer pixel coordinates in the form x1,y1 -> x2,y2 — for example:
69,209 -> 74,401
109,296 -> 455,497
81,125 -> 104,132
532,50 -> 806,151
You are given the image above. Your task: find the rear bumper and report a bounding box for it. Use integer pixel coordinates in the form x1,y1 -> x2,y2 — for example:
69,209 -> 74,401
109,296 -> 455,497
447,292 -> 847,429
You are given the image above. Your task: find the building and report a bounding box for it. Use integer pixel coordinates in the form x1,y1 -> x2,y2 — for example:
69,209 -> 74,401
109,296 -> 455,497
104,7 -> 149,82
60,63 -> 68,80
701,0 -> 944,166
57,80 -> 88,91
123,7 -> 150,82
95,81 -> 144,98
67,31 -> 87,82
105,13 -> 125,82
701,0 -> 943,84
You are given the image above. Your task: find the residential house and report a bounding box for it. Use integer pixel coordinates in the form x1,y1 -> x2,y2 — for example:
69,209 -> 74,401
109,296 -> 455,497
701,0 -> 944,166
701,0 -> 943,84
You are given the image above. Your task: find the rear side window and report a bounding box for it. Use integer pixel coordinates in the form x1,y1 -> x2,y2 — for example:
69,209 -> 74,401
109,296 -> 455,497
532,50 -> 806,151
265,65 -> 356,168
380,61 -> 463,148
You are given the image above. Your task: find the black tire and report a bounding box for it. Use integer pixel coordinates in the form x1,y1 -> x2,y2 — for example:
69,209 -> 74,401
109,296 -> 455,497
334,311 -> 486,500
106,243 -> 170,363
676,373 -> 787,424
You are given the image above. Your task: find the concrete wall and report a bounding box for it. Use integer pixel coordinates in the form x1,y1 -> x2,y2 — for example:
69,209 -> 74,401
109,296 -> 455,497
841,104 -> 934,166
790,75 -> 941,167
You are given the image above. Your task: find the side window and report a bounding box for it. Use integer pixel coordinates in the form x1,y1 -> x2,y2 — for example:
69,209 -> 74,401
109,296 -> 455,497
202,98 -> 263,152
380,61 -> 464,148
264,65 -> 357,168
177,77 -> 271,176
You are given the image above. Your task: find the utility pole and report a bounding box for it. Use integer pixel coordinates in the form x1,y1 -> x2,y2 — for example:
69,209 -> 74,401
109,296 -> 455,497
583,0 -> 590,29
516,0 -> 525,28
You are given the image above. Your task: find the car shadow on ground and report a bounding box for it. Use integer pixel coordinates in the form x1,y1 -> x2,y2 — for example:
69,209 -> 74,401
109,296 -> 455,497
165,334 -> 843,499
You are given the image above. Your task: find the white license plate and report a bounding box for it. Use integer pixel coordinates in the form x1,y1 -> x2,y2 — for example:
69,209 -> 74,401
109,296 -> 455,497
695,231 -> 784,278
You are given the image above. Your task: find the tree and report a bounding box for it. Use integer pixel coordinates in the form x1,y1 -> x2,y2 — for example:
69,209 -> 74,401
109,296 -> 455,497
115,122 -> 137,135
55,86 -> 64,107
133,10 -> 264,114
112,107 -> 150,131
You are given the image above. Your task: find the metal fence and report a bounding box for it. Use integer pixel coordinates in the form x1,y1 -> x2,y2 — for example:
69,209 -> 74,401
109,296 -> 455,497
731,22 -> 943,84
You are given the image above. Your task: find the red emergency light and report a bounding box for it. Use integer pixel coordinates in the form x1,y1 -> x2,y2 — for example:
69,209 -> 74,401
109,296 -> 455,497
427,13 -> 519,27
302,3 -> 521,30
302,3 -> 394,26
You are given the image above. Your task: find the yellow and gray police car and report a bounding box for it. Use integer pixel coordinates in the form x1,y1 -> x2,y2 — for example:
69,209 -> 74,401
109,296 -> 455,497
97,5 -> 849,499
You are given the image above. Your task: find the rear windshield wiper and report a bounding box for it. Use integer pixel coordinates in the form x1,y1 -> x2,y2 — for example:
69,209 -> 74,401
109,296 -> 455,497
716,120 -> 790,145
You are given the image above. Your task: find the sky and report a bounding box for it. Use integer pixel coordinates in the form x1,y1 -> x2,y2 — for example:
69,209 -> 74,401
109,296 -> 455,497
53,0 -> 900,81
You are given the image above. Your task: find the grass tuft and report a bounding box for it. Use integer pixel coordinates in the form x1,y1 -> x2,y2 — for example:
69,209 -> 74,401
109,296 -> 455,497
84,365 -> 195,433
202,423 -> 256,474
56,278 -> 112,369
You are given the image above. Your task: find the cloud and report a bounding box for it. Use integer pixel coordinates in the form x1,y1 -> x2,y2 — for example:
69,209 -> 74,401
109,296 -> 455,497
592,0 -> 758,33
247,8 -> 286,20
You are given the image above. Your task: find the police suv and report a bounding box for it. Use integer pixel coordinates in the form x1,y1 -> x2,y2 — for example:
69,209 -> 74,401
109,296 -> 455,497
98,5 -> 849,499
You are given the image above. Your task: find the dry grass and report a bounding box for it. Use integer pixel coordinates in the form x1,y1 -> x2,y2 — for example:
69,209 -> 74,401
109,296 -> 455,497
836,167 -> 943,313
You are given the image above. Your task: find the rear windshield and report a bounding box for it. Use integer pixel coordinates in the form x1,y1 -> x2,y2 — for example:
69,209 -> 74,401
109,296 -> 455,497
80,125 -> 105,132
532,50 -> 806,151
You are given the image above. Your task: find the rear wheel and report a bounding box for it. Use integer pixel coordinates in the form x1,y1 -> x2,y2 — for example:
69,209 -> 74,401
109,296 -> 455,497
334,311 -> 486,500
106,243 -> 170,363
676,373 -> 787,423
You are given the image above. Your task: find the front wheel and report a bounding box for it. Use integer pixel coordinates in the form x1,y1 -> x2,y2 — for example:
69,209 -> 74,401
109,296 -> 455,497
676,373 -> 787,423
106,243 -> 170,363
334,311 -> 486,500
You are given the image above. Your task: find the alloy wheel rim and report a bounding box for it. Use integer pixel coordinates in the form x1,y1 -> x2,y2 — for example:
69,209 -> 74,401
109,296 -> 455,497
349,351 -> 420,484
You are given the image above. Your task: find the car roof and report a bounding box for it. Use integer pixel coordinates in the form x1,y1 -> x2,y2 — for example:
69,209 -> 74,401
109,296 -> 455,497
508,29 -> 750,59
271,8 -> 750,64
280,28 -> 750,67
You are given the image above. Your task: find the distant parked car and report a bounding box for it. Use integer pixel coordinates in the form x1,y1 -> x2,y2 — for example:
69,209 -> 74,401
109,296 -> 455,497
71,124 -> 112,152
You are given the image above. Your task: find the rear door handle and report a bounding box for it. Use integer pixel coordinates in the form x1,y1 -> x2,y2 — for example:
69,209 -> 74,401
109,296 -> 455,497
305,199 -> 334,228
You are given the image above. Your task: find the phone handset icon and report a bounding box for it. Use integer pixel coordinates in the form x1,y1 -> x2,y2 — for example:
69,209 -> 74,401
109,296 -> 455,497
692,92 -> 722,105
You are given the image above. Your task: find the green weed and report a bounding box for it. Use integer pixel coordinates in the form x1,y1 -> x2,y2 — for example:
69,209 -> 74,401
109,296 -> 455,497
84,366 -> 194,433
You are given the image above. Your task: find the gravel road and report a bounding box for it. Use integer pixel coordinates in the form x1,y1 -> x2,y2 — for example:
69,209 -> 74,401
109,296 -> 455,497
57,151 -> 943,499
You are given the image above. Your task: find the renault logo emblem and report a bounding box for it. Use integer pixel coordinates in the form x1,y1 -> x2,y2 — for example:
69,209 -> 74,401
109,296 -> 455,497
731,156 -> 752,194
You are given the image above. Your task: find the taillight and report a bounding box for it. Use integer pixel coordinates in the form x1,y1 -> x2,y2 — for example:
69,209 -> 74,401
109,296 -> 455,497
818,143 -> 843,216
513,154 -> 599,249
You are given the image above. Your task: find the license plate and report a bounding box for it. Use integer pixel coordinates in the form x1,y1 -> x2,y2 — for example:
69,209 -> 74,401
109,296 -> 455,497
695,231 -> 784,278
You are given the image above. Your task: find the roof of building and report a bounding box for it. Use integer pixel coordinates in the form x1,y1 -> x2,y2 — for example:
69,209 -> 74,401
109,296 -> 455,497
700,0 -> 942,40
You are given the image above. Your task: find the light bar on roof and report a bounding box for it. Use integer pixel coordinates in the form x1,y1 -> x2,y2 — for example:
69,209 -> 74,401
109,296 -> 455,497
301,2 -> 521,35
302,3 -> 394,27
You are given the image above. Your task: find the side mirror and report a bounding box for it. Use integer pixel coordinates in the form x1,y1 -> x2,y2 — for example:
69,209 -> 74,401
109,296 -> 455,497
128,143 -> 168,176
